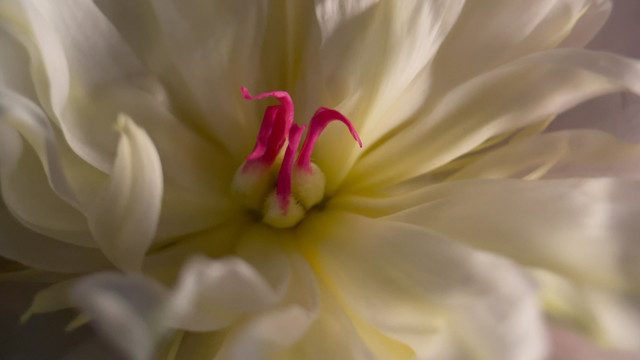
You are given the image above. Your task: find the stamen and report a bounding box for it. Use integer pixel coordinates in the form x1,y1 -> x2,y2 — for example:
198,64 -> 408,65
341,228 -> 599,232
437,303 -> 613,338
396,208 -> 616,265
276,123 -> 305,213
296,107 -> 362,171
241,87 -> 295,167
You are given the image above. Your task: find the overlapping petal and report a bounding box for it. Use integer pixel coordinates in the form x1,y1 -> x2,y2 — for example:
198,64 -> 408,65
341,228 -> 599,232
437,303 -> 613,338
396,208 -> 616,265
301,211 -> 547,360
348,49 -> 640,190
72,272 -> 169,360
87,115 -> 162,272
302,0 -> 465,191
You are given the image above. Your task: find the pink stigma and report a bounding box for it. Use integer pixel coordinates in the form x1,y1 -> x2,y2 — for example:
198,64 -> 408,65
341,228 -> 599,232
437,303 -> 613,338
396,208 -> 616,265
277,124 -> 305,213
241,87 -> 295,167
296,107 -> 362,171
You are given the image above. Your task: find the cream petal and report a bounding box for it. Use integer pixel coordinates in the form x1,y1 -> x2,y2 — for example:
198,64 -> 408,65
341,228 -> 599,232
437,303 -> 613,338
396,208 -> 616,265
348,49 -> 640,190
448,130 -> 640,181
532,269 -> 640,354
87,115 -> 163,272
301,211 -> 547,360
14,0 -> 147,172
213,253 -> 319,360
143,218 -> 245,285
70,85 -> 236,238
557,0 -> 612,48
584,290 -> 640,353
20,0 -> 142,87
383,178 -> 640,293
276,279 -> 415,360
142,0 -> 271,159
314,0 -> 380,41
165,255 -> 288,332
71,272 -> 169,360
427,0 -> 611,105
302,0 -> 465,192
0,201 -> 109,273
0,22 -> 38,101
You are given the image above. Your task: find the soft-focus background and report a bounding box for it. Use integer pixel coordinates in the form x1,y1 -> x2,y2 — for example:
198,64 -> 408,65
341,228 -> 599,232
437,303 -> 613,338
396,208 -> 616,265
1,0 -> 639,359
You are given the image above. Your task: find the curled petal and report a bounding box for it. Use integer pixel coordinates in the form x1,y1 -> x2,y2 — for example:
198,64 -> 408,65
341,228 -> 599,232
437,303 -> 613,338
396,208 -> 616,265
88,115 -> 163,272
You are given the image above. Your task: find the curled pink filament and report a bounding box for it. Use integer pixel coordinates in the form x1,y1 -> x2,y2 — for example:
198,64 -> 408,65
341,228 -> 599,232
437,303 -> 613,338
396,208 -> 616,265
277,124 -> 306,213
241,87 -> 295,167
296,107 -> 362,171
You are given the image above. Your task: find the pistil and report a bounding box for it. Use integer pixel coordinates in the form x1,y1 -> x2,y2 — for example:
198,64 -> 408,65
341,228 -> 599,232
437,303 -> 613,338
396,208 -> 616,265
232,87 -> 362,228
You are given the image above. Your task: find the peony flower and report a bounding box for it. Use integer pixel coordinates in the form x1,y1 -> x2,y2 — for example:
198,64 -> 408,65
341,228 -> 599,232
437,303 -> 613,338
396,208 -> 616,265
2,0 -> 640,359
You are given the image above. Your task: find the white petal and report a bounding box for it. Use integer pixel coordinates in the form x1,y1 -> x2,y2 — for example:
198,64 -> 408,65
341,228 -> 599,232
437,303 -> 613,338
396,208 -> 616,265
0,22 -> 38,101
348,49 -> 640,190
428,0 -> 610,103
0,91 -> 100,245
448,130 -> 640,181
88,115 -> 163,272
72,85 -> 236,238
277,280 -> 406,360
0,201 -> 109,273
14,0 -> 145,171
301,211 -> 547,360
214,253 -> 319,360
533,269 -> 640,354
385,178 -> 640,292
170,250 -> 319,360
141,0 -> 270,159
302,0 -> 465,191
71,272 -> 169,360
166,254 -> 288,332
314,0 -> 380,41
558,0 -> 612,48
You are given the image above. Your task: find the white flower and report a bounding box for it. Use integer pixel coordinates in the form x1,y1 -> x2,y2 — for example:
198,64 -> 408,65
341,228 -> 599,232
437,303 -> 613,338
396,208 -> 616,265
2,0 -> 640,359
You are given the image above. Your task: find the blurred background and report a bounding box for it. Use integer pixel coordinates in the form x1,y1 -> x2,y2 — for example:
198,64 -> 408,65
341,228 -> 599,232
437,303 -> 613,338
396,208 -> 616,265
1,0 -> 640,359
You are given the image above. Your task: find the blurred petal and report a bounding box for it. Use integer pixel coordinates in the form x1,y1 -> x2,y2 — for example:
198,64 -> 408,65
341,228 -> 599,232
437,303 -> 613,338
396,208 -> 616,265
21,279 -> 75,323
277,279 -> 413,360
549,327 -> 640,360
301,211 -> 546,360
558,0 -> 611,48
0,21 -> 38,101
448,130 -> 640,181
166,254 -> 288,332
72,272 -> 169,360
349,49 -> 640,190
88,115 -> 163,272
214,252 -> 319,360
533,269 -> 640,354
383,178 -> 640,292
0,202 -> 109,273
428,0 -> 611,102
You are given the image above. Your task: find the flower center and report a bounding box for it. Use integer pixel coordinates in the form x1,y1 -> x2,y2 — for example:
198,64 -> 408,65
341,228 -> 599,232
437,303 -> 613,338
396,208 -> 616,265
231,87 -> 362,228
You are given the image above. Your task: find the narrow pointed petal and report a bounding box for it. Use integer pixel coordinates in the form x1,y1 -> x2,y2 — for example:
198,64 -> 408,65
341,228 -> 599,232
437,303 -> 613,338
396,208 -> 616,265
448,130 -> 640,181
88,115 -> 163,272
301,0 -> 465,191
349,49 -> 640,190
